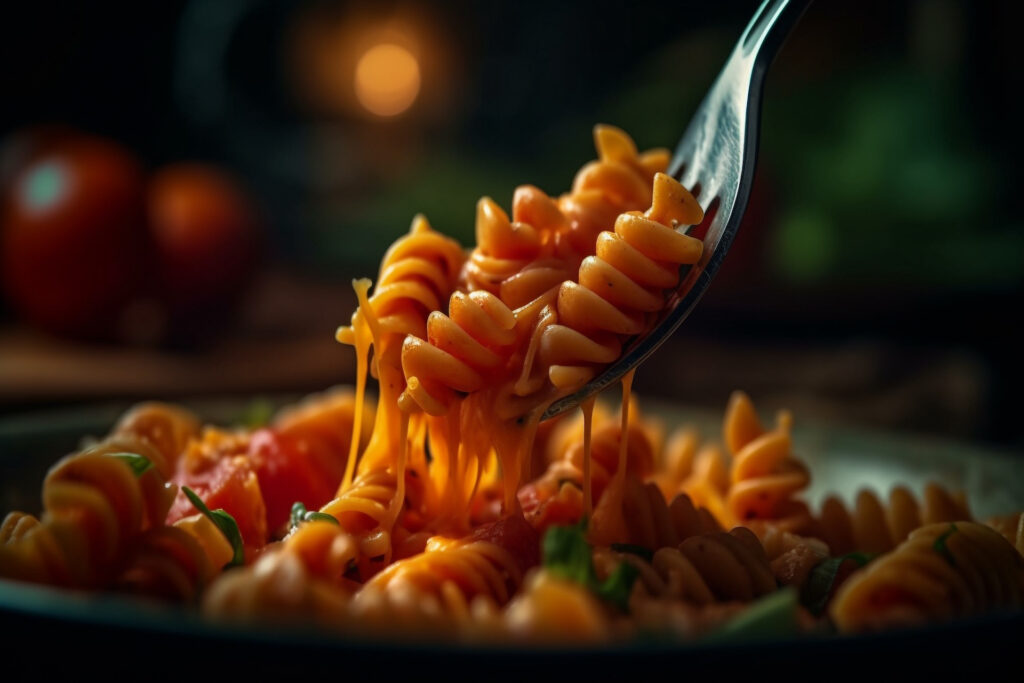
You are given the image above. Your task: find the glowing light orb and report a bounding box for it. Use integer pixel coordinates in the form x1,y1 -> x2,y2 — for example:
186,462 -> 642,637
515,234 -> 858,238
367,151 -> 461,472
354,43 -> 421,117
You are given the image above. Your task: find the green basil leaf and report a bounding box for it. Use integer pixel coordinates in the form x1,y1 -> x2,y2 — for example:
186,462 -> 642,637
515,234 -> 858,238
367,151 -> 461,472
705,588 -> 800,643
182,486 -> 245,568
304,511 -> 340,526
595,560 -> 639,612
542,518 -> 594,587
610,543 -> 654,563
541,518 -> 638,612
290,501 -> 339,530
933,523 -> 959,566
106,452 -> 153,477
801,551 -> 875,616
290,501 -> 308,530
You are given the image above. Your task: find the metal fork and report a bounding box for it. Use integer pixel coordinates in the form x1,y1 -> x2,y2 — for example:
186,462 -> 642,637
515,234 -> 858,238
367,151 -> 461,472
543,0 -> 813,420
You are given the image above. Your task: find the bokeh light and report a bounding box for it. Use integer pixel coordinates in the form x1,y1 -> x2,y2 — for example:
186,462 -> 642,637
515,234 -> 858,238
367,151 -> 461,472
354,43 -> 421,117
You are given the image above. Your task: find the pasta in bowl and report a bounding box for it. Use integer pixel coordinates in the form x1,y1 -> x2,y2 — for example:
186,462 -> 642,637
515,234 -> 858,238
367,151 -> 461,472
0,127 -> 1021,669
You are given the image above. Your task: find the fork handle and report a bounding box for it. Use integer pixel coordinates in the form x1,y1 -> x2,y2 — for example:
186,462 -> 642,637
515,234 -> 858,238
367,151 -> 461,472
742,0 -> 814,69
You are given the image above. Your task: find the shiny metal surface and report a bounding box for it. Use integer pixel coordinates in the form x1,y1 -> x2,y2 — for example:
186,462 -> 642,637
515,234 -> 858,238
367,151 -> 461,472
543,0 -> 814,421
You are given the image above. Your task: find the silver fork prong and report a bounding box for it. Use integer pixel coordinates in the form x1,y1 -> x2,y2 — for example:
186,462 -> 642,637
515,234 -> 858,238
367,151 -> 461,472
541,0 -> 812,422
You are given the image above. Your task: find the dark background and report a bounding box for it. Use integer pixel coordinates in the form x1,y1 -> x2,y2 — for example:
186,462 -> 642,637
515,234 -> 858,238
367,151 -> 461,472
1,0 -> 1022,450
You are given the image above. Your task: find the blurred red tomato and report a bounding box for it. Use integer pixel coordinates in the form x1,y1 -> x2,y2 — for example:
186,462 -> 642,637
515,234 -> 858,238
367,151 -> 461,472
0,125 -> 80,189
0,133 -> 148,338
147,164 -> 259,332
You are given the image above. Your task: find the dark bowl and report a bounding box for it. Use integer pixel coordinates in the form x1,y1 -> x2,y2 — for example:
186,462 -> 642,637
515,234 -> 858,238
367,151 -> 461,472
2,396 -> 1022,679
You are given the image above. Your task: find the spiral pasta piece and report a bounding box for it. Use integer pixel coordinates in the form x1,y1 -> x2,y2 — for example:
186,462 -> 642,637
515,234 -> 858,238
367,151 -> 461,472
815,483 -> 972,556
463,187 -> 576,309
401,289 -> 517,416
358,536 -> 523,622
601,477 -> 720,550
116,525 -> 213,602
0,439 -> 176,588
338,214 -> 465,361
320,468 -> 400,566
539,172 -> 703,391
558,125 -> 673,259
612,527 -> 776,606
987,512 -> 1024,556
204,526 -> 356,625
326,217 -> 466,567
203,521 -> 356,623
111,402 -> 202,477
334,214 -> 463,473
677,444 -> 733,529
725,391 -> 811,533
830,521 -> 1024,632
0,511 -> 40,545
502,569 -> 610,642
649,426 -> 701,501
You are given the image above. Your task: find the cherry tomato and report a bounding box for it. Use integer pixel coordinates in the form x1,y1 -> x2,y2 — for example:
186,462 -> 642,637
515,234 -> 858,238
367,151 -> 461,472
147,164 -> 259,333
0,125 -> 80,189
0,133 -> 148,338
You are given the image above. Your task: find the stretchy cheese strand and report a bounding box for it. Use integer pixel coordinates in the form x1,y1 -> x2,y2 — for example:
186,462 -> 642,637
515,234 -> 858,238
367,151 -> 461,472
329,216 -> 465,563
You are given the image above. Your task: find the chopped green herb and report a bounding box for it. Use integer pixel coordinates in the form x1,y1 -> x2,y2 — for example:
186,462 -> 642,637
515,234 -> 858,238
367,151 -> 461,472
542,518 -> 595,587
237,398 -> 274,430
705,588 -> 800,643
106,452 -> 153,477
610,543 -> 654,562
542,518 -> 639,612
801,552 -> 874,616
595,561 -> 639,612
933,523 -> 959,566
182,486 -> 245,568
290,501 -> 309,529
290,501 -> 339,530
305,512 -> 340,525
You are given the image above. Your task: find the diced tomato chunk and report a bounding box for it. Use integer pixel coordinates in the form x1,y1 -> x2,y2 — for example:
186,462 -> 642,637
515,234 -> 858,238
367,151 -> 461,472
469,510 -> 541,572
167,438 -> 268,552
522,481 -> 585,536
247,428 -> 346,532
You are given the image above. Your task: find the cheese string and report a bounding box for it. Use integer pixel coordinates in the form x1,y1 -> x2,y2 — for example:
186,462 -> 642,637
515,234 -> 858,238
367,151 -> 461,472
581,395 -> 596,519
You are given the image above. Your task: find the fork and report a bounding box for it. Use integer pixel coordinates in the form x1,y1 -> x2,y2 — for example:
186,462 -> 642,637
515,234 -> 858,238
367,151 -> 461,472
542,0 -> 813,420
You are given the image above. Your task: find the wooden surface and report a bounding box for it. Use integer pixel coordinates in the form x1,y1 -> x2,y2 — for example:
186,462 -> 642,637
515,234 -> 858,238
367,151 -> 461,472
0,270 -> 357,405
